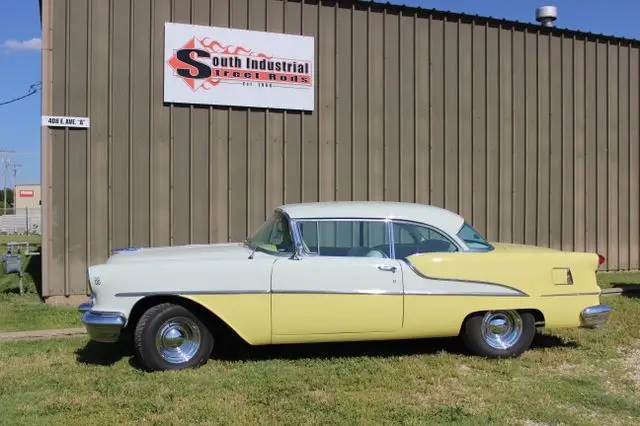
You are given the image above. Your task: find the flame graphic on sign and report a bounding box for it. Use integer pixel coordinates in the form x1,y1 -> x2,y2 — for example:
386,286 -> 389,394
167,37 -> 274,91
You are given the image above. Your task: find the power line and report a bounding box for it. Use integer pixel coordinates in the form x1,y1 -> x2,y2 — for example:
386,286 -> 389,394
0,81 -> 41,107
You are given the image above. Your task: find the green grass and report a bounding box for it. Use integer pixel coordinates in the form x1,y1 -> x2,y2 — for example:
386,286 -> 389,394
597,271 -> 640,289
0,293 -> 81,332
0,273 -> 638,425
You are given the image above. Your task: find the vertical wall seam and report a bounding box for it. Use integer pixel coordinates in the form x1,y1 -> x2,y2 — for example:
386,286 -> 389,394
334,1 -> 338,201
497,24 -> 502,239
63,0 -> 70,296
382,8 -> 387,201
511,28 -> 516,242
189,0 -> 195,243
351,4 -> 356,200
428,14 -> 433,204
560,34 -> 564,249
149,0 -> 155,247
366,5 -> 371,200
413,11 -> 418,203
169,0 -> 175,246
398,11 -> 403,201
128,0 -> 134,247
85,0 -> 92,289
456,18 -> 461,213
107,0 -> 114,254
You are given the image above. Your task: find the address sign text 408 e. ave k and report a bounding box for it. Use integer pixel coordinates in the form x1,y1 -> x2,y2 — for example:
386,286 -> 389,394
42,115 -> 90,128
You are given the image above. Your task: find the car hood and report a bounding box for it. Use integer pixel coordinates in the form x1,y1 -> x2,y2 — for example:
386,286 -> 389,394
490,242 -> 560,253
105,242 -> 253,264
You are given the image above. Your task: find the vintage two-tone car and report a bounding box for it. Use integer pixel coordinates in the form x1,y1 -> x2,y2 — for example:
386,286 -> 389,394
79,201 -> 612,371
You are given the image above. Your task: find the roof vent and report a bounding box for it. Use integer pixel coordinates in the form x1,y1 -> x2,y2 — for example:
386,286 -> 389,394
535,5 -> 557,27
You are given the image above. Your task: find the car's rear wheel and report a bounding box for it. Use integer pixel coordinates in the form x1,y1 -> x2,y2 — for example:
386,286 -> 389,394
461,310 -> 535,358
133,302 -> 214,371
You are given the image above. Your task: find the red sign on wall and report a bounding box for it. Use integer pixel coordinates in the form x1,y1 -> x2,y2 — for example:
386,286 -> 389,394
18,190 -> 34,198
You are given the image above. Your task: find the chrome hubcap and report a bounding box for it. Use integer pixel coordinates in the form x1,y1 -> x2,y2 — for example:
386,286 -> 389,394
480,311 -> 523,350
155,316 -> 201,364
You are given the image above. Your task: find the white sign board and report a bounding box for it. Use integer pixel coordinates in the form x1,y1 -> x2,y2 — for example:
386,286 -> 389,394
42,115 -> 90,128
164,22 -> 315,111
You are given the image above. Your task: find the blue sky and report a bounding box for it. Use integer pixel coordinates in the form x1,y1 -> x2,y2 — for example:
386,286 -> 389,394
0,0 -> 638,186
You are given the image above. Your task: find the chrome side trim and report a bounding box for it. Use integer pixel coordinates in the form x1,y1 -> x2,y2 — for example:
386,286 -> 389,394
116,289 -> 524,297
115,289 -> 271,297
540,292 -> 601,297
580,304 -> 612,329
401,261 -> 529,297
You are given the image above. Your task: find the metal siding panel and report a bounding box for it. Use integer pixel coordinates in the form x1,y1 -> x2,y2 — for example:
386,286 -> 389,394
573,38 -> 586,253
284,1 -> 303,205
49,0 -> 68,296
400,13 -> 415,203
537,33 -> 550,247
596,43 -> 608,264
458,21 -> 472,221
549,35 -> 563,250
111,0 -> 131,249
472,23 -> 486,234
171,2 -> 191,246
247,0 -> 268,234
561,36 -> 575,252
630,48 -> 640,270
301,1 -> 318,202
352,6 -> 369,201
384,11 -> 400,202
498,27 -> 513,242
318,2 -> 336,202
335,4 -> 353,201
228,0 -> 249,241
430,18 -> 444,209
132,0 -> 152,248
584,41 -> 597,254
152,0 -> 172,247
265,0 -> 284,213
190,0 -> 212,244
67,0 -> 89,296
88,0 -> 110,267
511,30 -> 526,244
607,43 -> 619,270
368,9 -> 384,201
485,25 -> 499,241
444,19 -> 458,213
209,0 -> 230,242
41,0 -> 53,296
618,45 -> 630,270
414,14 -> 430,205
524,31 -> 538,245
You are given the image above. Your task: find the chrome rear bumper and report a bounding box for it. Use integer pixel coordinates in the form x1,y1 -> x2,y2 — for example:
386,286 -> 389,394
580,304 -> 612,329
78,299 -> 126,343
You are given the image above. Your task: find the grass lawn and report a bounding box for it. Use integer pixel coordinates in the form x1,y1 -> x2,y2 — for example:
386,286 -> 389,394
0,274 -> 638,424
0,293 -> 81,333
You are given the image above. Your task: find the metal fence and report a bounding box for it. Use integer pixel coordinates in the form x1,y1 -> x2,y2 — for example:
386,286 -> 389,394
0,208 -> 42,235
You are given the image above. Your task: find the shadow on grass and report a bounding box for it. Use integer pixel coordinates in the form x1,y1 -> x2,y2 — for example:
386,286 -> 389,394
610,283 -> 640,299
74,330 -> 578,369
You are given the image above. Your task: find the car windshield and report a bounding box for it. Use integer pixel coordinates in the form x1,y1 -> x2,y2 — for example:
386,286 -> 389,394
456,222 -> 493,251
245,211 -> 294,255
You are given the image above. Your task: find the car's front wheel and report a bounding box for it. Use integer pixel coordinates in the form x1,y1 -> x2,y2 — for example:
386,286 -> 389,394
461,310 -> 535,358
133,302 -> 214,371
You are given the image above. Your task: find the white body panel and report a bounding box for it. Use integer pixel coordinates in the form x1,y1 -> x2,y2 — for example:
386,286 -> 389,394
270,256 -> 404,334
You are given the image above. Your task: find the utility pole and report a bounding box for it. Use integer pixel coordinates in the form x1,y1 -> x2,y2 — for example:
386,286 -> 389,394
0,150 -> 15,215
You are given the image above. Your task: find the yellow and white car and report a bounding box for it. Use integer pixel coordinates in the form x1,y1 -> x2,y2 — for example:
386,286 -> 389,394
79,201 -> 611,371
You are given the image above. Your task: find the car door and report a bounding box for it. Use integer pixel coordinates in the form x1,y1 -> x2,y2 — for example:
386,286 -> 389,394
270,219 -> 404,337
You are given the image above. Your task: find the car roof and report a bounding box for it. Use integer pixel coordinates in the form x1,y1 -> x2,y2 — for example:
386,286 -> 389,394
277,201 -> 465,234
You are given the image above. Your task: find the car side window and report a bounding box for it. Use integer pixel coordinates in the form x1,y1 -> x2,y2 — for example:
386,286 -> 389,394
297,220 -> 390,258
392,221 -> 457,260
248,212 -> 294,254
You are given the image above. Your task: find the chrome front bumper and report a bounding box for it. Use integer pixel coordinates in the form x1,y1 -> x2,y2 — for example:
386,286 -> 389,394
580,304 -> 612,329
78,300 -> 127,343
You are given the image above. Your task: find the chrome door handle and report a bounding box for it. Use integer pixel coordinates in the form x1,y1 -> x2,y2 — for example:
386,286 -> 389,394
377,265 -> 397,273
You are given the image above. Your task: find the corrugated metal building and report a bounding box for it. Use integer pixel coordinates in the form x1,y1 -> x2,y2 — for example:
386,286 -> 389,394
39,0 -> 640,303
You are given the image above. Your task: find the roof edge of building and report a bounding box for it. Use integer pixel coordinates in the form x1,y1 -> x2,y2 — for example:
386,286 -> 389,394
36,0 -> 640,47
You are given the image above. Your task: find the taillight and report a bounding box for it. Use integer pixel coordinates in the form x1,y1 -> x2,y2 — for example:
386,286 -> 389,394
598,254 -> 605,265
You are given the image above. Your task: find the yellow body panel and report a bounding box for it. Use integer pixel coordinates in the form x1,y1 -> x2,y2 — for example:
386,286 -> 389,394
271,294 -> 403,336
183,294 -> 272,345
181,243 -> 603,346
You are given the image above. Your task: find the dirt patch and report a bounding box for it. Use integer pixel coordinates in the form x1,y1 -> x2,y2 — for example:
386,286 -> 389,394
0,327 -> 86,342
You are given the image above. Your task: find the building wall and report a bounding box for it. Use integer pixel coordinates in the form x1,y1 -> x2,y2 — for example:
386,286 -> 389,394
41,0 -> 640,299
14,184 -> 42,210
